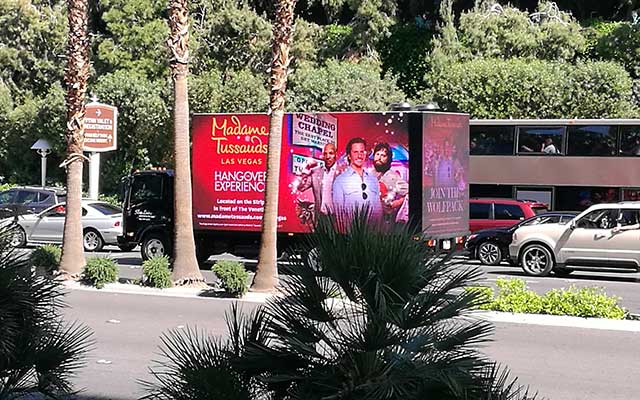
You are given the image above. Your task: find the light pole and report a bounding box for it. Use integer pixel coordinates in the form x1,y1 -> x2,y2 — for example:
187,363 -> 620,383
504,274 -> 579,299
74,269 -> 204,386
31,139 -> 51,188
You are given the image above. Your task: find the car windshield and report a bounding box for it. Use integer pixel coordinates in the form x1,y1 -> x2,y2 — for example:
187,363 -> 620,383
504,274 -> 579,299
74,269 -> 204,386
90,203 -> 122,215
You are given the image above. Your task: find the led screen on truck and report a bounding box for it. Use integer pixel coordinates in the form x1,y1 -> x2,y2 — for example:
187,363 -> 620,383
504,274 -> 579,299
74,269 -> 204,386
191,112 -> 411,233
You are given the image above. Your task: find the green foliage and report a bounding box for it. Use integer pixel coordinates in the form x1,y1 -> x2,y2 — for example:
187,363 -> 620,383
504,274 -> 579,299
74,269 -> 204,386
0,183 -> 16,191
378,24 -> 434,98
142,256 -> 173,289
219,69 -> 269,113
0,225 -> 93,397
318,24 -> 354,59
190,1 -> 272,76
0,85 -> 67,185
490,278 -> 544,314
458,2 -> 587,62
470,278 -> 627,319
98,193 -> 121,207
426,58 -> 637,118
93,70 -> 171,193
594,22 -> 640,78
287,59 -> 405,112
0,0 -> 67,98
95,0 -> 169,80
83,257 -> 119,289
144,213 -> 537,399
30,244 -> 62,272
212,260 -> 248,297
541,286 -> 626,319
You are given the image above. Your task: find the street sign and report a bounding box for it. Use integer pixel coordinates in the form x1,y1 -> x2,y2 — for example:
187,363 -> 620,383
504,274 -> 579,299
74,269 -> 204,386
84,102 -> 118,152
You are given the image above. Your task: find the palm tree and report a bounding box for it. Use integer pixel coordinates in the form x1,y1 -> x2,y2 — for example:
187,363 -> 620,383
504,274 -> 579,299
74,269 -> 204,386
167,0 -> 205,287
141,212 -> 538,399
0,226 -> 93,397
59,0 -> 90,277
252,0 -> 297,292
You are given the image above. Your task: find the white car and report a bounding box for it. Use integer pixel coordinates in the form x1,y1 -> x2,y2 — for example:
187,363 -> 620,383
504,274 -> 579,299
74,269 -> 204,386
509,202 -> 640,276
3,200 -> 124,252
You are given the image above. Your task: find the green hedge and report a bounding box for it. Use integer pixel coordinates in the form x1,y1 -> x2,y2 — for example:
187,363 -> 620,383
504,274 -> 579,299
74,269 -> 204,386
426,58 -> 638,119
467,278 -> 626,319
142,256 -> 172,289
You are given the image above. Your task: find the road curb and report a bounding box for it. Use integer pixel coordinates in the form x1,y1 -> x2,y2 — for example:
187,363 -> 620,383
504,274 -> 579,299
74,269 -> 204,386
473,310 -> 640,332
62,282 -> 640,332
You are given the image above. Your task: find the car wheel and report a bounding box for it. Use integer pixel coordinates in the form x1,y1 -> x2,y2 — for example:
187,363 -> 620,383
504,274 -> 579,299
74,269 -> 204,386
118,243 -> 136,252
477,241 -> 502,265
10,226 -> 26,248
83,229 -> 104,252
520,244 -> 554,276
141,233 -> 168,261
553,267 -> 574,277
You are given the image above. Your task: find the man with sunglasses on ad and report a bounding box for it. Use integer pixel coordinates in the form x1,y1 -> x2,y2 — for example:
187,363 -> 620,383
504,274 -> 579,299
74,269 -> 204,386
332,137 -> 382,220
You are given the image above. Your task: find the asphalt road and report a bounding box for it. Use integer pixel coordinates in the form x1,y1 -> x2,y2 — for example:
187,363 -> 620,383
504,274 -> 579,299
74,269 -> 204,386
88,246 -> 640,315
61,289 -> 640,400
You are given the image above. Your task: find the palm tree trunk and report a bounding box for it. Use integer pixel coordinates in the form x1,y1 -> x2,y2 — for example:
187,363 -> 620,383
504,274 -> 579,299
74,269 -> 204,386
59,0 -> 89,277
252,0 -> 297,292
167,0 -> 205,287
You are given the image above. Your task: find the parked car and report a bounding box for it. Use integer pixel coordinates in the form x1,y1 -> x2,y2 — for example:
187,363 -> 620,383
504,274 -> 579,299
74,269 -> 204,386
465,211 -> 578,265
509,202 -> 640,276
0,186 -> 66,219
2,200 -> 125,252
469,198 -> 548,232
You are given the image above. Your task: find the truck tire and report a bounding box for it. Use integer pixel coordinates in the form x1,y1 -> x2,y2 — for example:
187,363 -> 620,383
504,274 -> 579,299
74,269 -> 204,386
141,233 -> 168,261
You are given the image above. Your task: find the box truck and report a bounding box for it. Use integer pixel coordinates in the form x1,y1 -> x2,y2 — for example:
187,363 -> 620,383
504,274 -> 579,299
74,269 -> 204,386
118,111 -> 470,261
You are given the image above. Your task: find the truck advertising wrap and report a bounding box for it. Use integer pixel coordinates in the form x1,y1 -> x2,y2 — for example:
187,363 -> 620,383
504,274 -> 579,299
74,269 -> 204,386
422,114 -> 470,238
191,112 -> 410,233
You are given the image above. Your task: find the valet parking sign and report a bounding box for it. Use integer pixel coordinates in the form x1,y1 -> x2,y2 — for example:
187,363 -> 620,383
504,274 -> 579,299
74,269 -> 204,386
84,103 -> 117,152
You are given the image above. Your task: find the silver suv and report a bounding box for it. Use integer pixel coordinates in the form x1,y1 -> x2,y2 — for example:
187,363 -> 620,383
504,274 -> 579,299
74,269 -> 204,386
509,202 -> 640,276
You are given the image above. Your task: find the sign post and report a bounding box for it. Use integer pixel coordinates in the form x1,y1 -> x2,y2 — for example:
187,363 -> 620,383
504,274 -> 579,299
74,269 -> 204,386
84,102 -> 118,199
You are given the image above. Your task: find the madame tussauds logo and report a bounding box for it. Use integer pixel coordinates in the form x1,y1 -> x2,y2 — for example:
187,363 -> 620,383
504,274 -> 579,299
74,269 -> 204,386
210,116 -> 269,154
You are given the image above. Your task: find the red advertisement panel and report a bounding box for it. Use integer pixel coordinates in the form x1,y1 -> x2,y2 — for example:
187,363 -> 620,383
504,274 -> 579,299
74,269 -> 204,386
422,114 -> 470,238
192,112 -> 410,233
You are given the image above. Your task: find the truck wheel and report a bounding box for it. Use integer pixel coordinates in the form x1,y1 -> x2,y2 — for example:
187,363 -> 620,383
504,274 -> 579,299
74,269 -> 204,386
520,244 -> 554,277
477,241 -> 502,265
141,233 -> 168,261
83,229 -> 104,252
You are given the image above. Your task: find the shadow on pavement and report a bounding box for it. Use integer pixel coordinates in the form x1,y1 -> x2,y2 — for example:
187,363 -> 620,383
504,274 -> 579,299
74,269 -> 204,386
484,268 -> 640,284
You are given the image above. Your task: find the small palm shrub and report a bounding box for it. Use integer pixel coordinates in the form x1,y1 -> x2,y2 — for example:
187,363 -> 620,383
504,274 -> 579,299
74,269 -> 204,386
83,256 -> 118,289
0,225 -> 93,397
30,244 -> 62,273
212,260 -> 248,297
142,256 -> 172,289
143,210 -> 537,399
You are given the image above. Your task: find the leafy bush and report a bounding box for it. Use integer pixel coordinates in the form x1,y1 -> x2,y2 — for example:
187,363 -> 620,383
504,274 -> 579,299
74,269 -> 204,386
541,286 -> 626,319
83,257 -> 118,289
30,244 -> 62,273
287,59 -> 405,112
469,278 -> 627,319
98,193 -> 120,207
426,58 -> 637,118
142,256 -> 172,289
490,278 -> 544,314
142,211 -> 538,399
212,260 -> 248,297
0,183 -> 17,191
0,225 -> 93,397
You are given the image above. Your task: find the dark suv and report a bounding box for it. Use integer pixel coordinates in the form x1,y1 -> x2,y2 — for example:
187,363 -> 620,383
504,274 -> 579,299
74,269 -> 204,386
469,198 -> 548,232
0,187 -> 66,219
